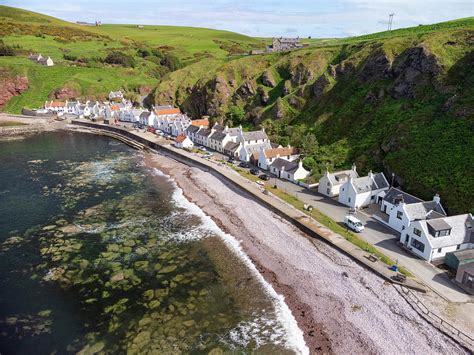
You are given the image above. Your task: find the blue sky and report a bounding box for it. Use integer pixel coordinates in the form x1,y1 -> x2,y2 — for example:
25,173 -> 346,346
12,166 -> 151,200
2,0 -> 473,37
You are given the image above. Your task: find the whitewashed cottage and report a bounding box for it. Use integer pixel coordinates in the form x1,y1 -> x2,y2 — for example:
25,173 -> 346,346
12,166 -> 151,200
269,159 -> 310,183
318,165 -> 359,197
338,171 -> 389,209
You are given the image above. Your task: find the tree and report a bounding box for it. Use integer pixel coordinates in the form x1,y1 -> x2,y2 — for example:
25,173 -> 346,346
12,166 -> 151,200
303,156 -> 317,171
301,133 -> 319,156
226,105 -> 245,125
104,51 -> 136,68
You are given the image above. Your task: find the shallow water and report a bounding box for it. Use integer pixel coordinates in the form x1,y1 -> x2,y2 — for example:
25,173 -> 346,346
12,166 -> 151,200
0,131 -> 305,354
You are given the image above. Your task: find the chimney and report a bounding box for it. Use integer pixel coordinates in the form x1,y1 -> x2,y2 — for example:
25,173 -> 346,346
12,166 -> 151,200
352,163 -> 357,172
298,161 -> 303,169
368,170 -> 374,178
262,127 -> 265,132
433,193 -> 441,205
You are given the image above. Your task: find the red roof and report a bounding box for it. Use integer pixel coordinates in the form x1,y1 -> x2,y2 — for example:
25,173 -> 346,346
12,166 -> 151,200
155,108 -> 180,116
175,134 -> 187,143
47,101 -> 66,107
190,119 -> 209,127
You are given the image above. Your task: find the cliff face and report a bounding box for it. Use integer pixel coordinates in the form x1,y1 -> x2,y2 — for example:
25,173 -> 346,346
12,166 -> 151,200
0,74 -> 29,108
153,29 -> 474,214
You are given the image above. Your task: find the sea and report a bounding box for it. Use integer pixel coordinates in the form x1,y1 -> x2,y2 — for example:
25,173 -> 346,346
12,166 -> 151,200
0,131 -> 307,354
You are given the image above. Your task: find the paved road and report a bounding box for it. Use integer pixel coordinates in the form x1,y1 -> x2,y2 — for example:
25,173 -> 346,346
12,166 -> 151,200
271,178 -> 472,303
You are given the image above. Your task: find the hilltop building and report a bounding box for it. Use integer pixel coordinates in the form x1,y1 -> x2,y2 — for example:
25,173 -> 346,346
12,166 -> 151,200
267,37 -> 303,52
28,53 -> 54,66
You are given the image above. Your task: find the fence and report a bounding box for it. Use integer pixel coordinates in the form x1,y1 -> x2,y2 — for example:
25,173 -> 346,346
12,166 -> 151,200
396,285 -> 473,350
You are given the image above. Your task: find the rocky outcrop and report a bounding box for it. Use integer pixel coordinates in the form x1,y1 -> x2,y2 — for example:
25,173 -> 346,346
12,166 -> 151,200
335,61 -> 355,79
359,50 -> 392,83
257,87 -> 270,105
272,98 -> 285,119
261,71 -> 276,88
0,75 -> 28,108
290,63 -> 313,86
391,46 -> 441,98
312,75 -> 329,100
234,81 -> 255,100
49,86 -> 80,100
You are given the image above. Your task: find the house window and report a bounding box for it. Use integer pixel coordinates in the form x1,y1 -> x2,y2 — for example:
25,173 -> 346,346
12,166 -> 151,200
413,228 -> 422,237
436,229 -> 451,237
348,197 -> 351,203
327,182 -> 330,186
456,244 -> 461,250
327,188 -> 330,195
410,239 -> 425,252
397,211 -> 403,220
371,195 -> 375,200
437,248 -> 442,253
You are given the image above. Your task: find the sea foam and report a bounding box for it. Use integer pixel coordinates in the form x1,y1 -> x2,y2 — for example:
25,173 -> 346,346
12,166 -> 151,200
152,167 -> 309,355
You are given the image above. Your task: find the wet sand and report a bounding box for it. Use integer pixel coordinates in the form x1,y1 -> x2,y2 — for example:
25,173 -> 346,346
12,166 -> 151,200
144,152 -> 467,354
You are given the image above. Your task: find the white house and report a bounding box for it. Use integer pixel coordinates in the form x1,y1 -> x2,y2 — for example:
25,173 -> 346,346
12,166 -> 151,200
255,146 -> 299,170
174,134 -> 194,149
207,124 -> 241,153
29,53 -> 54,66
402,214 -> 473,262
194,127 -> 212,146
380,188 -> 446,233
270,158 -> 310,183
338,171 -> 389,209
109,90 -> 123,101
237,128 -> 272,162
139,111 -> 156,126
318,165 -> 358,197
44,100 -> 67,114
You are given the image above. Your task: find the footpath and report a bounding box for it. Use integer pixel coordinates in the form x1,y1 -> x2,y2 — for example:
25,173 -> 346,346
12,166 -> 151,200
69,120 -> 473,350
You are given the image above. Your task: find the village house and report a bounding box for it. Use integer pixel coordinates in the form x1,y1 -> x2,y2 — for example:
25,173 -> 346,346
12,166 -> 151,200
119,108 -> 144,122
237,128 -> 272,162
318,165 -> 359,197
153,106 -> 184,134
139,111 -> 156,126
269,159 -> 310,183
255,146 -> 299,170
379,188 -> 446,233
44,100 -> 67,114
338,171 -> 390,209
109,90 -> 123,101
207,124 -> 241,153
174,134 -> 194,149
267,37 -> 303,52
223,141 -> 241,158
402,213 -> 473,262
29,53 -> 54,66
194,127 -> 212,147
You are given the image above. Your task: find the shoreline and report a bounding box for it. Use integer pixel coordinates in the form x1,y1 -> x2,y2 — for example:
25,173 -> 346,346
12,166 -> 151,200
143,152 -> 467,354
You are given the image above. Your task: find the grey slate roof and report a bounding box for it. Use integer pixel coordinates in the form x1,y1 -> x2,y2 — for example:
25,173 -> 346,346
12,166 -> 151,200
328,169 -> 358,186
196,128 -> 212,137
227,127 -> 241,137
186,125 -> 200,134
224,141 -> 240,152
352,172 -> 388,193
427,218 -> 452,232
383,187 -> 423,205
405,201 -> 446,221
245,142 -> 272,155
243,130 -> 268,141
140,111 -> 151,119
423,214 -> 474,249
209,131 -> 227,141
271,158 -> 299,173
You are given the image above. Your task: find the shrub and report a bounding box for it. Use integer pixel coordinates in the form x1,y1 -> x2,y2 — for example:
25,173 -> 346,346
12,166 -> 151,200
63,53 -> 78,61
0,40 -> 17,56
104,51 -> 136,68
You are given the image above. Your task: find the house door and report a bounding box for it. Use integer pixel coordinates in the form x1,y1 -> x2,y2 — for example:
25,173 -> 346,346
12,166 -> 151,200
382,204 -> 387,213
377,196 -> 383,204
404,235 -> 409,247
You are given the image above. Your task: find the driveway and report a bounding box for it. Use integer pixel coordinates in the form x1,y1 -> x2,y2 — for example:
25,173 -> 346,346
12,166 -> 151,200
270,177 -> 473,304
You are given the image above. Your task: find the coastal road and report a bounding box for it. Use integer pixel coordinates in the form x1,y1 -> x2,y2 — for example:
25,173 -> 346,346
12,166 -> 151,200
271,178 -> 473,304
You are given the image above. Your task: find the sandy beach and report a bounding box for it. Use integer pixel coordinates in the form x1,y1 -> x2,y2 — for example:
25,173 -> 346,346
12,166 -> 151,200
144,152 -> 468,354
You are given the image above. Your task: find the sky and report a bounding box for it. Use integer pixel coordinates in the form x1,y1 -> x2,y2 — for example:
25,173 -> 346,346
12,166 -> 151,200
2,0 -> 473,37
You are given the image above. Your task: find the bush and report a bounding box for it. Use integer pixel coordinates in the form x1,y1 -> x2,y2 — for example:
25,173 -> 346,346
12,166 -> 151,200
0,40 -> 17,56
104,51 -> 136,68
160,53 -> 182,71
137,48 -> 151,58
63,53 -> 78,61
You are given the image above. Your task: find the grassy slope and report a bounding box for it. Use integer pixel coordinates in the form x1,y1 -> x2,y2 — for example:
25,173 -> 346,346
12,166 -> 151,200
154,18 -> 474,215
0,5 -> 266,111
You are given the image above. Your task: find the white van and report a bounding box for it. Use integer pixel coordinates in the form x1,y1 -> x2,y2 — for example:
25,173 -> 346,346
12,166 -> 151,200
344,215 -> 365,233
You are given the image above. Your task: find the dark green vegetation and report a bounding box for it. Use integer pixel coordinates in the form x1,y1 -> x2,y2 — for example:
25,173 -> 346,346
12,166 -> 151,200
0,5 -> 472,214
153,19 -> 474,215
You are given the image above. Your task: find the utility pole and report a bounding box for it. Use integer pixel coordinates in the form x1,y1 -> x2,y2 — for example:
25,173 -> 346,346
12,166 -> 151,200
388,13 -> 395,32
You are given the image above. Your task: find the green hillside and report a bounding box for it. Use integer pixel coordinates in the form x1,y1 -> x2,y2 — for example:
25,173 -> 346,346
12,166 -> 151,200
152,18 -> 474,215
0,6 -> 473,214
0,5 -> 265,111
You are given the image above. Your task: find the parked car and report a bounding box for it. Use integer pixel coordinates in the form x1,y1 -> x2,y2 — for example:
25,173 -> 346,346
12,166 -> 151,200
147,127 -> 156,133
228,157 -> 235,163
259,174 -> 270,181
239,162 -> 250,168
256,181 -> 265,186
344,215 -> 365,233
250,168 -> 260,175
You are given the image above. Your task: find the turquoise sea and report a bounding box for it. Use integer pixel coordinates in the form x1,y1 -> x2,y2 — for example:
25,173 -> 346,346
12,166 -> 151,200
0,131 -> 305,354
